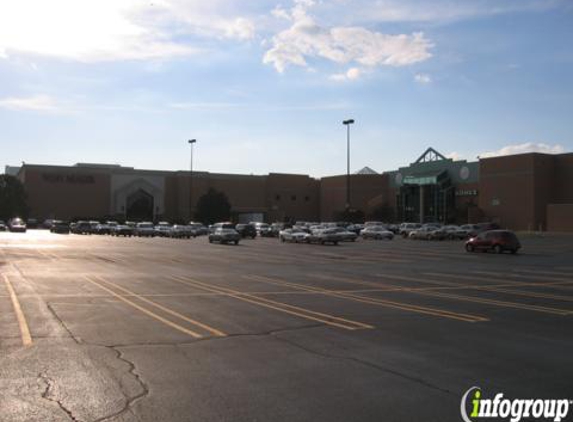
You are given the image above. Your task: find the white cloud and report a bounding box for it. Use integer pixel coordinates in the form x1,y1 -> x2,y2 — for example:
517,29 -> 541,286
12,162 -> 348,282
414,73 -> 431,84
0,0 -> 255,62
0,95 -> 65,113
480,142 -> 567,158
263,0 -> 433,73
330,67 -> 362,81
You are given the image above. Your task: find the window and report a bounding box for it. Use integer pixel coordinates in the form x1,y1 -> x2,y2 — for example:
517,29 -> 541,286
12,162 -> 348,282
291,195 -> 297,201
275,194 -> 281,201
304,196 -> 310,202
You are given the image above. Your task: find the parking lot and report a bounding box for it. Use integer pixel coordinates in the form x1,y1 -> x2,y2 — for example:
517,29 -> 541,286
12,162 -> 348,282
1,231 -> 572,421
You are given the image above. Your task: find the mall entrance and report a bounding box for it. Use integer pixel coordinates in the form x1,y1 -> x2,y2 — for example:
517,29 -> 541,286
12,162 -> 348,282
126,189 -> 154,221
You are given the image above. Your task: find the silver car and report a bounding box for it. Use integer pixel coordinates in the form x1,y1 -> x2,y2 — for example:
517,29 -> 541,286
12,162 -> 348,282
208,228 -> 241,245
360,226 -> 394,240
279,228 -> 309,243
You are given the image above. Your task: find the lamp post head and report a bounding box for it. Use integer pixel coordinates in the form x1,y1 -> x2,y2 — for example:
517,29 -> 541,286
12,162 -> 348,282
188,139 -> 196,144
342,119 -> 355,125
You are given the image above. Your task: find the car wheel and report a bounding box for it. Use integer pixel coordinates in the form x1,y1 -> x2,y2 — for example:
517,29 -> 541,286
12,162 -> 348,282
494,245 -> 503,254
209,238 -> 213,243
281,237 -> 285,242
333,241 -> 338,246
465,244 -> 474,253
234,240 -> 239,245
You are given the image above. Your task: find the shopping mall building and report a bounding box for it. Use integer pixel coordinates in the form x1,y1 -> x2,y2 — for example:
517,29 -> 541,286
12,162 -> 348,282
9,147 -> 573,231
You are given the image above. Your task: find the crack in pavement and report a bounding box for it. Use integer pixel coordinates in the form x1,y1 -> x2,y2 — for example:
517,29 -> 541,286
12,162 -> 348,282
39,371 -> 81,422
92,347 -> 150,422
75,323 -> 325,349
271,335 -> 456,397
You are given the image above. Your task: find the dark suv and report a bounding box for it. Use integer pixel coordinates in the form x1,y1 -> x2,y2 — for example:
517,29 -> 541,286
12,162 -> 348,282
235,224 -> 257,239
465,230 -> 521,254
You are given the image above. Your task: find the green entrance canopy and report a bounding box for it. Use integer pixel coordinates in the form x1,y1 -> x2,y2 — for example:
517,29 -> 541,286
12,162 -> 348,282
403,170 -> 447,186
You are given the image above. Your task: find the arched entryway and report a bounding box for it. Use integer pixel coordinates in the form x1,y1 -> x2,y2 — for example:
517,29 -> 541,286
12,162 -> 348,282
126,189 -> 154,221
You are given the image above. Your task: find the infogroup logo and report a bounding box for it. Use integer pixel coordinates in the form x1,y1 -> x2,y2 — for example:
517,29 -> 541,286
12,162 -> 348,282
461,387 -> 572,422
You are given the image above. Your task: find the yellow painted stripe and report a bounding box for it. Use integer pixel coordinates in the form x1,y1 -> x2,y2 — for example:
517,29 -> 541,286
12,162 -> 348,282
94,277 -> 226,337
470,271 -> 573,284
3,274 -> 32,346
375,274 -> 572,315
170,276 -> 373,330
427,271 -> 573,290
85,277 -> 204,338
246,275 -> 487,323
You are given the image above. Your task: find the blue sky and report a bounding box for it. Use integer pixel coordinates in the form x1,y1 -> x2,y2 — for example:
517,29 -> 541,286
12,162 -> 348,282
1,0 -> 572,176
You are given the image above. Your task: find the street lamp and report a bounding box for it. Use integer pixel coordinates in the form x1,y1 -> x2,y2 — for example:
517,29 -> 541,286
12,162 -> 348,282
188,139 -> 196,221
342,119 -> 355,211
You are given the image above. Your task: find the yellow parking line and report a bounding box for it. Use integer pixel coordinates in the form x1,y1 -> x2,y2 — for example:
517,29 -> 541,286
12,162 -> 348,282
376,274 -> 571,316
169,276 -> 373,330
428,272 -> 573,289
246,275 -> 488,323
94,277 -> 226,337
471,271 -> 573,284
85,277 -> 205,338
3,274 -> 32,346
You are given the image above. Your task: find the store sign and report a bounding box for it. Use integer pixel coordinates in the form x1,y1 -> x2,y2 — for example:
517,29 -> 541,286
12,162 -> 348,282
42,173 -> 95,184
456,189 -> 478,197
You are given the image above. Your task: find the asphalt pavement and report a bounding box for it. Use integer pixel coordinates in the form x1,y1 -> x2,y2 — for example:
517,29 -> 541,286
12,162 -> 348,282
1,230 -> 572,422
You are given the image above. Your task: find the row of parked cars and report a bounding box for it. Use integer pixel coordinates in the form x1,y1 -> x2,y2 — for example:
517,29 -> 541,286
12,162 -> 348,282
398,222 -> 501,241
2,217 -> 521,254
64,220 -> 211,238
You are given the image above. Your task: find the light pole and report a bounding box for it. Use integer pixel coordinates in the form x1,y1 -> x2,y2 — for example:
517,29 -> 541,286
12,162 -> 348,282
342,119 -> 355,211
188,139 -> 196,221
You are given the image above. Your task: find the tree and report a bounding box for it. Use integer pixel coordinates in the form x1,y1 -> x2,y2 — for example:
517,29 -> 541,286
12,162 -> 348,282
194,188 -> 231,225
0,175 -> 29,220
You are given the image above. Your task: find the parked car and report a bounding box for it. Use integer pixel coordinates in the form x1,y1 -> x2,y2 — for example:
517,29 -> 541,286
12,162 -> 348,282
111,224 -> 134,237
253,222 -> 271,237
360,226 -> 394,240
465,230 -> 521,254
235,224 -> 257,239
169,225 -> 193,239
330,227 -> 358,242
95,221 -> 118,235
27,218 -> 39,229
346,224 -> 364,235
208,228 -> 241,245
407,224 -> 446,240
454,224 -> 480,239
210,222 -> 235,233
279,228 -> 309,243
71,220 -> 96,234
0,220 -> 6,231
400,222 -> 422,237
270,222 -> 288,237
134,222 -> 156,237
50,220 -> 70,234
188,223 -> 209,236
154,222 -> 173,237
443,225 -> 460,240
8,217 -> 27,233
307,228 -> 343,245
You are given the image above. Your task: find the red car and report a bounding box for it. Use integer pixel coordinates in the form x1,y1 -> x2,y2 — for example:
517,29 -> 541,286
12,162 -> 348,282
465,230 -> 521,254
